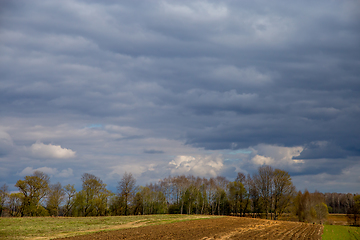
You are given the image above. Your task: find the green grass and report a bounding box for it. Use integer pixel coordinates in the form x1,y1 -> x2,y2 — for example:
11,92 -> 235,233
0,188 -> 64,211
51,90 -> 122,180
0,214 -> 219,239
322,225 -> 360,240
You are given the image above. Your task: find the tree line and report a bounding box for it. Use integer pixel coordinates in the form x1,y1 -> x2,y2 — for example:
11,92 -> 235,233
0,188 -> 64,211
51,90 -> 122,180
0,165 -> 359,225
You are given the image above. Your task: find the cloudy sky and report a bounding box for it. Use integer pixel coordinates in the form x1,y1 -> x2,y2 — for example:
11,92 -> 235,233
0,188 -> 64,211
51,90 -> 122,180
1,0 -> 359,193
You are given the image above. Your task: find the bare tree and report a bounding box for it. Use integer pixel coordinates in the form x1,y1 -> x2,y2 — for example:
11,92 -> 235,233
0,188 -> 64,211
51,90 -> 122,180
254,165 -> 274,219
235,172 -> 246,183
241,174 -> 252,217
247,174 -> 262,217
172,175 -> 189,214
199,178 -> 209,214
0,184 -> 9,217
208,177 -> 217,215
117,172 -> 136,215
159,176 -> 172,206
63,184 -> 76,216
214,176 -> 228,215
235,172 -> 251,217
8,193 -> 23,217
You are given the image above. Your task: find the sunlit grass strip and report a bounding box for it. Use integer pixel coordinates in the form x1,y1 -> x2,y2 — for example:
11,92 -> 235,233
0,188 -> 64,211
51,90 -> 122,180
0,214 -> 220,239
322,225 -> 360,240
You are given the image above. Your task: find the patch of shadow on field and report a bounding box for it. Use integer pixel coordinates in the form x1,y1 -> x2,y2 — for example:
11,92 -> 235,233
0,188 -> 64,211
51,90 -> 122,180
31,220 -> 147,240
32,216 -> 213,240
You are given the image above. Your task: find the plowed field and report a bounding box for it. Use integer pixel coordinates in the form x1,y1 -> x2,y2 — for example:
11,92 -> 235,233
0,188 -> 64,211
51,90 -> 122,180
57,217 -> 323,240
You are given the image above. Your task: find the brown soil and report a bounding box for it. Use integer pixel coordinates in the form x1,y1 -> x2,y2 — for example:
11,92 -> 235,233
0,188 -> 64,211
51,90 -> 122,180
56,217 -> 323,240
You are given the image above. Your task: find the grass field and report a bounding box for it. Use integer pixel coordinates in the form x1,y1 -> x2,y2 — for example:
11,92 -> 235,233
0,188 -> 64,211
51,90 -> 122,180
322,225 -> 360,240
0,215 -> 218,239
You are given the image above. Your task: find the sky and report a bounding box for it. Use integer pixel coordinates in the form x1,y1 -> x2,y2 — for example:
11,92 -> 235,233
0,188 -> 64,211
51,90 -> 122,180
0,0 -> 360,194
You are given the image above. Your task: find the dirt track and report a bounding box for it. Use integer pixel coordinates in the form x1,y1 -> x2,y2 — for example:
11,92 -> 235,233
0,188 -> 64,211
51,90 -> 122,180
57,217 -> 323,240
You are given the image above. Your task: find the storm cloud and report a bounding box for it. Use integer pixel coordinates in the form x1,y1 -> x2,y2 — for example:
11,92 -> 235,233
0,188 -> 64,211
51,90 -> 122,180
0,0 -> 359,193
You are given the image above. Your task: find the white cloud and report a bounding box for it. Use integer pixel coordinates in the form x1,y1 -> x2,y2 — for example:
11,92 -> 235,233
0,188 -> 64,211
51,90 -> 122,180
252,155 -> 274,165
169,155 -> 223,177
58,168 -> 74,178
161,1 -> 228,21
212,66 -> 272,85
17,166 -> 74,178
109,164 -> 146,178
18,166 -> 58,176
30,142 -> 76,159
186,89 -> 257,104
250,144 -> 304,168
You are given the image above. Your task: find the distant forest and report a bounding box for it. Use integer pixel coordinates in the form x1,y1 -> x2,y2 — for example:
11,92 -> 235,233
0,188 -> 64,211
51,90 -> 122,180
0,165 -> 359,225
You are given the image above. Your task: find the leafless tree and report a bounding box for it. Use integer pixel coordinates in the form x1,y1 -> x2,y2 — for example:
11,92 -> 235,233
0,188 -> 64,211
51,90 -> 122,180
254,165 -> 274,219
117,172 -> 136,215
63,184 -> 76,216
0,184 -> 9,217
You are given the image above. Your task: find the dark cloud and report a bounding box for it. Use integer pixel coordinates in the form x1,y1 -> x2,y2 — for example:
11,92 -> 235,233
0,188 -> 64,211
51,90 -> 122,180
143,149 -> 165,154
293,142 -> 356,160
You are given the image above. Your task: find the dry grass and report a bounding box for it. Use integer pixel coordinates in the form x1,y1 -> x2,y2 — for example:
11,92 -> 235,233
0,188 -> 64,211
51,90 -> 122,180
326,214 -> 349,225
